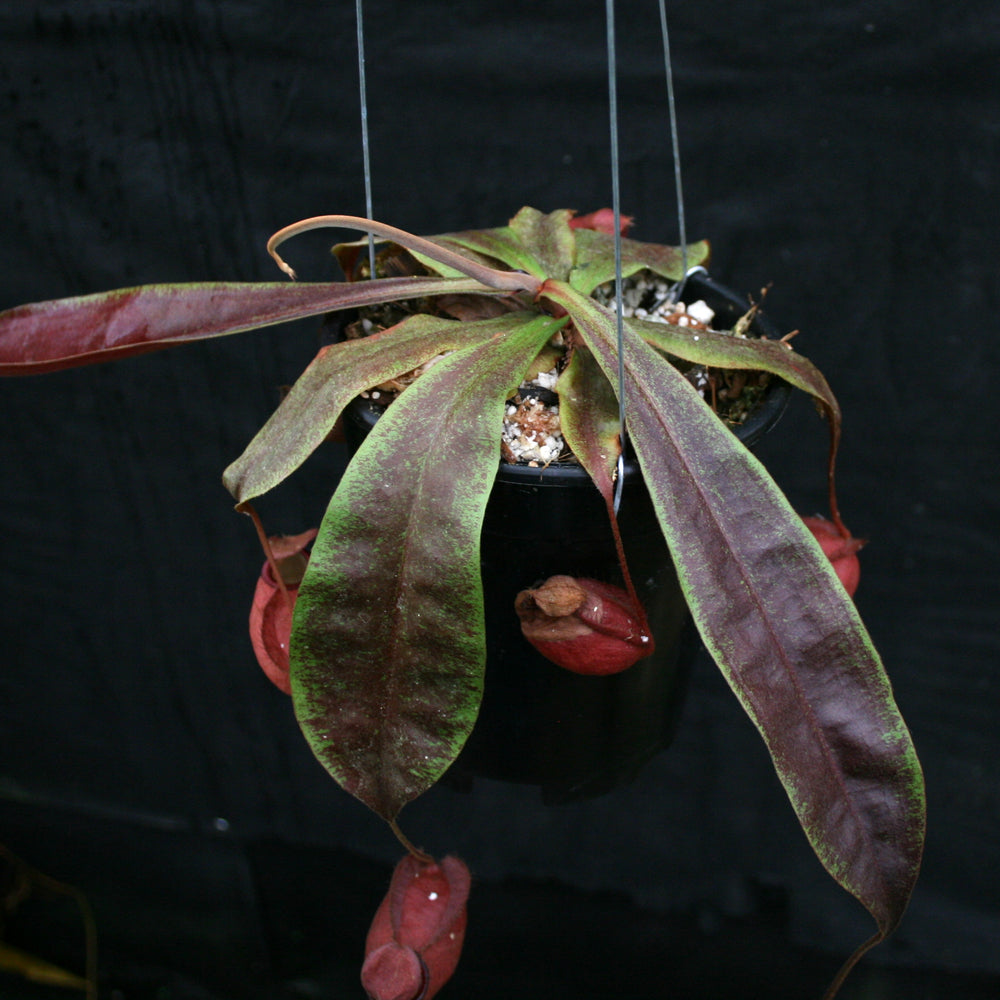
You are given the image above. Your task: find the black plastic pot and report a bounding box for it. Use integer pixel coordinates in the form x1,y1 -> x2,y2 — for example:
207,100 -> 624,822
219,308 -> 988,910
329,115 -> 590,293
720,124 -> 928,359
342,272 -> 790,802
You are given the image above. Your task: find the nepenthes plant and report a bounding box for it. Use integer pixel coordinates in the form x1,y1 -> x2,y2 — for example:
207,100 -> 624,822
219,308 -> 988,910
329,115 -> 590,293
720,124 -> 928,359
0,205 -> 924,998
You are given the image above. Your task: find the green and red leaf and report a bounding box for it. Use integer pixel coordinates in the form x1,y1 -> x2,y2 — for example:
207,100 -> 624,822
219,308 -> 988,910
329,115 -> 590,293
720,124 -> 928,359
630,314 -> 841,430
224,311 -> 546,503
0,277 -> 503,375
568,229 -> 711,295
507,207 -> 576,281
411,207 -> 576,282
544,280 -> 925,947
556,344 -> 621,499
289,313 -> 566,821
420,226 -> 545,280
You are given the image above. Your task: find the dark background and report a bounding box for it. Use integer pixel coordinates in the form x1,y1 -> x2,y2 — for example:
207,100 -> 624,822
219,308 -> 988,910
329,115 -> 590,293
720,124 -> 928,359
1,1 -> 998,998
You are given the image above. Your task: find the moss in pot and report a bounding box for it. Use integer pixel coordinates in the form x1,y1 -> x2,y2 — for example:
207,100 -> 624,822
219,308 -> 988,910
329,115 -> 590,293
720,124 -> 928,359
0,206 -> 925,998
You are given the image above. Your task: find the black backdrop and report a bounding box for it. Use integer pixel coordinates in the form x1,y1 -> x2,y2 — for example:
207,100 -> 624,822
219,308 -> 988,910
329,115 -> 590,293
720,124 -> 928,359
1,2 -> 998,998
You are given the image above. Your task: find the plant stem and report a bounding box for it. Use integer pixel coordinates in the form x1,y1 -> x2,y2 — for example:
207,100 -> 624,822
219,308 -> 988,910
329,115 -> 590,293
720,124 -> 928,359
237,501 -> 293,612
388,819 -> 433,864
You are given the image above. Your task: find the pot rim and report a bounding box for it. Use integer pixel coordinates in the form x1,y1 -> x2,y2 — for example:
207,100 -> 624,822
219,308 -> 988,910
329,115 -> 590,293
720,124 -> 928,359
344,269 -> 792,486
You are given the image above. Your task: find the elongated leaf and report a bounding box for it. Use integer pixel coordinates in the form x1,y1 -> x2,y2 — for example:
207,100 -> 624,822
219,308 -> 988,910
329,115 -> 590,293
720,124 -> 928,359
290,313 -> 566,820
545,281 -> 925,942
568,229 -> 711,294
421,226 -> 546,279
556,345 -> 621,497
629,315 -> 841,427
0,276 -> 500,375
224,311 -> 545,502
337,228 -> 542,283
331,208 -> 703,302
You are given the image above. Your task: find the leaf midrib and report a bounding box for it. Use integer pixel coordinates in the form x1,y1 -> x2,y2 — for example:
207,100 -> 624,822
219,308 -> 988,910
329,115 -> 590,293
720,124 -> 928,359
626,349 -> 892,917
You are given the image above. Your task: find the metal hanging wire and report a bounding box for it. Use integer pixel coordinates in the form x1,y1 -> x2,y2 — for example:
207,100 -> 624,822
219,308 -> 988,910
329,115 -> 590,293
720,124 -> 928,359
353,0 -> 691,512
659,1 -> 687,286
609,1 -> 696,514
356,0 -> 376,278
605,0 -> 629,515
657,2 -> 705,303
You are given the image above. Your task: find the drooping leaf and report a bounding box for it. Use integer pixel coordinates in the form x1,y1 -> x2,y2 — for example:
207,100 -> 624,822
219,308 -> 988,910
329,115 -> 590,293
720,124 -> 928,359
555,337 -> 649,617
556,344 -> 621,498
629,314 -> 841,429
0,277 -> 503,375
568,229 -> 711,295
224,311 -> 546,502
290,313 -> 566,821
545,280 -> 925,945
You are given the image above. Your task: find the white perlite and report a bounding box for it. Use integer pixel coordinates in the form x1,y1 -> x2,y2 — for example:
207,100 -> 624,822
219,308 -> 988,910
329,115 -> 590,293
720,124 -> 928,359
501,275 -> 716,465
502,381 -> 563,465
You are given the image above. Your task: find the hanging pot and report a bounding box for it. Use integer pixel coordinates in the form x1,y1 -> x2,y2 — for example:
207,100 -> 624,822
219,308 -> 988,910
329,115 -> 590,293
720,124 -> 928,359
341,272 -> 790,802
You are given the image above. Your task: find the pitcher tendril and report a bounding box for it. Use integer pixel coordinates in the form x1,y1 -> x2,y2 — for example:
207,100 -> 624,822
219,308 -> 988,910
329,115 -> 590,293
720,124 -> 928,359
267,214 -> 542,296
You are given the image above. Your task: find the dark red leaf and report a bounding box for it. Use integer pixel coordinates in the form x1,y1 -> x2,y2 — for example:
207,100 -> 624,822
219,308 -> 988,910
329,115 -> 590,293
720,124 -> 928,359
543,279 -> 925,953
0,277 -> 501,375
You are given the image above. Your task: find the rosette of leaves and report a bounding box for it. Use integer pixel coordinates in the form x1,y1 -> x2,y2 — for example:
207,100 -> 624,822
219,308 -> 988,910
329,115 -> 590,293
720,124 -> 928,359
0,207 -> 924,991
